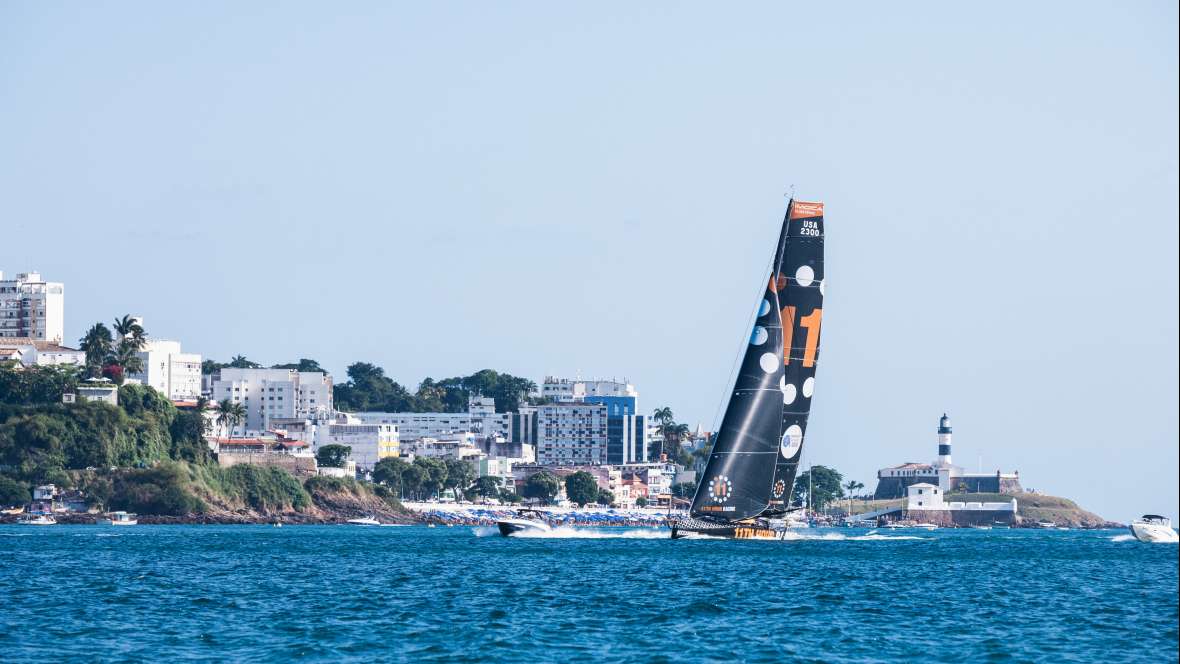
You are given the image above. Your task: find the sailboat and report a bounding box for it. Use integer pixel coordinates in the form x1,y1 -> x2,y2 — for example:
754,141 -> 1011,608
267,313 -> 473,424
672,199 -> 824,540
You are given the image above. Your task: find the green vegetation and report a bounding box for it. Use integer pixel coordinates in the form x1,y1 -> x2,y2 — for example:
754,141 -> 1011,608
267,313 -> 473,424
564,471 -> 599,506
315,444 -> 352,468
792,465 -> 845,510
596,488 -> 615,506
368,455 -> 477,501
333,364 -> 538,414
523,470 -> 560,505
650,407 -> 703,466
77,314 -> 149,382
0,475 -> 30,507
0,364 -> 350,518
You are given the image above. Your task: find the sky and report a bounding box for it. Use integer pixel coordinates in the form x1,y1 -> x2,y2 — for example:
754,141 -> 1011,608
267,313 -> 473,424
2,2 -> 1177,522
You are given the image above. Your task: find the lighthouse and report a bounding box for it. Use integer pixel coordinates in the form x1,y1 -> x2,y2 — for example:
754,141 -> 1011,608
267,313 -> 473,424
937,413 -> 953,466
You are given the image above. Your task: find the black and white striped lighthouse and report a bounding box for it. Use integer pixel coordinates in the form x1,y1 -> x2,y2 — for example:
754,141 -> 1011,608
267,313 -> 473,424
937,413 -> 953,466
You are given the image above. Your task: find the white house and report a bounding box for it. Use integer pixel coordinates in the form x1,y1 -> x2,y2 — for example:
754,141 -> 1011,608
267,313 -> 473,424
0,337 -> 85,367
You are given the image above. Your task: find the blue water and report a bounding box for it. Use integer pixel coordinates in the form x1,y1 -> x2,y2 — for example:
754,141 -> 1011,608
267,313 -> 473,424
1,526 -> 1176,662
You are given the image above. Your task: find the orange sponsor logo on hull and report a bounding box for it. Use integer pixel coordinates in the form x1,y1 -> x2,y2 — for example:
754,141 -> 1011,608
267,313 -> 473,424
790,201 -> 824,219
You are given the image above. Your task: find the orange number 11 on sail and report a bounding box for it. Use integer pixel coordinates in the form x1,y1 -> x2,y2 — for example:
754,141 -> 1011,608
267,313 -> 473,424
781,307 -> 822,367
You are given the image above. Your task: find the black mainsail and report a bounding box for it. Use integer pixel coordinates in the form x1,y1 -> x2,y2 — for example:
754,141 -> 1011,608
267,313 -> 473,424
685,199 -> 825,530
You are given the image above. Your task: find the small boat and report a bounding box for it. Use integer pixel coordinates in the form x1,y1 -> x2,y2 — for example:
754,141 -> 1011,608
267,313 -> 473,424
17,514 -> 56,526
912,523 -> 939,531
1130,515 -> 1178,543
968,525 -> 992,530
346,516 -> 381,526
497,509 -> 553,536
98,511 -> 138,526
1036,521 -> 1056,529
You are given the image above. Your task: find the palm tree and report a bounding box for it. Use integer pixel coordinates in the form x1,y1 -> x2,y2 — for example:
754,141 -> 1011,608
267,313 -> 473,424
844,480 -> 865,516
652,407 -> 674,426
194,396 -> 211,435
216,399 -> 247,439
112,314 -> 147,350
115,342 -> 144,377
78,323 -> 114,377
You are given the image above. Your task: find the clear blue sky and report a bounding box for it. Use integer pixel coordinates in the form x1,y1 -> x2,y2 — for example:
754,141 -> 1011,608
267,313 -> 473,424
2,2 -> 1177,521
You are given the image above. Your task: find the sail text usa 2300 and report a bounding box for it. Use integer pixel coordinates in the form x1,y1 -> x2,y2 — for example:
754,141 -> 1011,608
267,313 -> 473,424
671,199 -> 824,540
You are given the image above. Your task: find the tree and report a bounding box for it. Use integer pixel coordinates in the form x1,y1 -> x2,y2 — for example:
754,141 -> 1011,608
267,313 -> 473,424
271,359 -> 326,373
473,475 -> 503,498
413,457 -> 448,499
215,399 -> 246,439
792,466 -> 845,512
564,471 -> 599,506
523,471 -> 560,505
636,496 -> 648,508
401,464 -> 426,500
0,475 -> 30,508
227,355 -> 261,369
596,488 -> 615,506
671,482 -> 696,499
79,323 -> 114,376
843,480 -> 865,515
112,314 -> 146,349
316,444 -> 352,469
372,457 -> 410,491
443,458 -> 475,500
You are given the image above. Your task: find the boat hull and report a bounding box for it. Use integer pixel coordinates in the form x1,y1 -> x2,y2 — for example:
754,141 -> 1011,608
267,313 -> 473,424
670,517 -> 785,540
496,519 -> 551,536
1130,522 -> 1178,543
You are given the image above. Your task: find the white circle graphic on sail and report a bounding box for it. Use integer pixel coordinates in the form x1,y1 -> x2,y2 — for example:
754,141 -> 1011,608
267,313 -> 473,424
780,424 -> 803,458
758,299 -> 771,317
819,279 -> 825,296
759,352 -> 778,373
795,265 -> 815,287
750,326 -> 768,346
802,377 -> 815,398
782,381 -> 797,405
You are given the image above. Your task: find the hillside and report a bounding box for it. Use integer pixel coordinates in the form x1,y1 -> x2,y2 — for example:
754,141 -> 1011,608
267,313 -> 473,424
945,492 -> 1116,528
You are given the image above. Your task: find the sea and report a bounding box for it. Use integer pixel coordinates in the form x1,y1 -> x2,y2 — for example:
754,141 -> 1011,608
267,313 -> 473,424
1,525 -> 1176,663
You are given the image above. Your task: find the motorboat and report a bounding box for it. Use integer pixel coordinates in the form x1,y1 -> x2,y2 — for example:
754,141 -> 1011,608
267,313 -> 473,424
346,516 -> 381,526
17,514 -> 56,526
497,509 -> 553,536
98,511 -> 138,526
968,524 -> 992,530
1130,515 -> 1178,543
912,523 -> 939,531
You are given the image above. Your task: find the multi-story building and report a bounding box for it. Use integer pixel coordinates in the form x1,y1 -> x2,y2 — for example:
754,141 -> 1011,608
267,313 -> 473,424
126,338 -> 202,401
210,368 -> 333,435
354,397 -> 509,443
535,402 -> 608,465
0,271 -> 65,343
401,435 -> 483,461
316,422 -> 399,470
537,377 -> 647,465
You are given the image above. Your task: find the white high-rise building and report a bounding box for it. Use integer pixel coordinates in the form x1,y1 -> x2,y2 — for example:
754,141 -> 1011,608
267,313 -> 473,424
315,422 -> 400,470
540,376 -> 637,403
126,338 -> 203,401
211,368 -> 333,435
0,271 -> 65,343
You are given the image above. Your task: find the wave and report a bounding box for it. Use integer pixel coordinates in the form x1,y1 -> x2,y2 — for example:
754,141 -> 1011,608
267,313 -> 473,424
781,531 -> 928,542
475,526 -> 670,539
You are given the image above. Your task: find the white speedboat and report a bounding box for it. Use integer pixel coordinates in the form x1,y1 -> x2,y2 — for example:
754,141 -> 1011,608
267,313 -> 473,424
346,516 -> 381,526
912,523 -> 939,531
497,509 -> 553,536
17,514 -> 57,526
98,511 -> 138,526
1130,515 -> 1178,543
